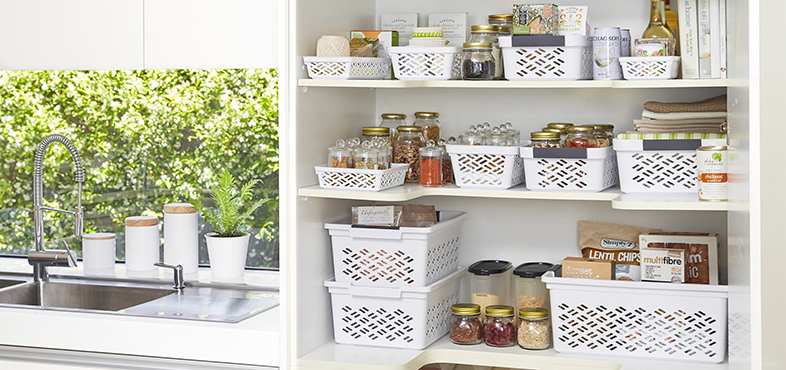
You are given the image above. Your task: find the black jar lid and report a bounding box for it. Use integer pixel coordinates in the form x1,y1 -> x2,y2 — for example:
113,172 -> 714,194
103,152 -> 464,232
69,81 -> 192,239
468,260 -> 512,276
513,262 -> 554,278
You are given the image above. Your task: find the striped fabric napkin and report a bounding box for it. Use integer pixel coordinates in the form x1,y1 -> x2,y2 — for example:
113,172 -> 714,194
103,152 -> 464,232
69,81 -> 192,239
616,133 -> 727,140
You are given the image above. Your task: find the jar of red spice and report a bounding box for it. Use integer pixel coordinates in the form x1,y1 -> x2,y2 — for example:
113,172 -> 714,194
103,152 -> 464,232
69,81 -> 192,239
483,305 -> 517,347
419,140 -> 443,187
565,126 -> 598,148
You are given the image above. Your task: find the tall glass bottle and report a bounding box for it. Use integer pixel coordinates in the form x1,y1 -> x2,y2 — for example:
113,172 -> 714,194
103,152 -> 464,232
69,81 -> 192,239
664,0 -> 680,55
642,0 -> 675,40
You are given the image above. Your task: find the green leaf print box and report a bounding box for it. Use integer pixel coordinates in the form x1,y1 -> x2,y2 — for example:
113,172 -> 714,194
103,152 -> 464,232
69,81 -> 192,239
513,4 -> 558,34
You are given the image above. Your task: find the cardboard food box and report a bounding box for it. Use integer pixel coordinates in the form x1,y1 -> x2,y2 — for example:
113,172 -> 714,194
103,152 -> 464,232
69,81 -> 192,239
562,257 -> 615,280
641,248 -> 686,283
556,6 -> 589,36
513,4 -> 558,34
349,30 -> 399,57
639,233 -> 719,285
381,13 -> 419,46
428,13 -> 467,47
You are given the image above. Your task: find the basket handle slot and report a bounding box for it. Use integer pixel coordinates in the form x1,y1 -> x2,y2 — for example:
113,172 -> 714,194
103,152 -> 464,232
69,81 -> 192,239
642,139 -> 703,151
533,148 -> 588,159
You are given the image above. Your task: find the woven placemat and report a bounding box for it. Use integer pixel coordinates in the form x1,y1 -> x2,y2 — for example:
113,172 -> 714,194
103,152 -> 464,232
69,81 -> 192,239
643,94 -> 727,113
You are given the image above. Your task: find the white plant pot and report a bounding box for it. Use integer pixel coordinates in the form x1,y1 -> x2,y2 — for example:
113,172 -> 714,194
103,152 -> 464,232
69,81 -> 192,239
205,232 -> 250,279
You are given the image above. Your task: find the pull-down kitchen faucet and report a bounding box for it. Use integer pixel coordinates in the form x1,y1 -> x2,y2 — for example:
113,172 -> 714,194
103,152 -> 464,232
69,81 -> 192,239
29,134 -> 84,282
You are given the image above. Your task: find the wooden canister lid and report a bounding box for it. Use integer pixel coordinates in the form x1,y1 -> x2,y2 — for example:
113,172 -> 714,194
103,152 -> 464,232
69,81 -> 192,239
125,216 -> 159,227
82,232 -> 116,240
164,203 -> 197,214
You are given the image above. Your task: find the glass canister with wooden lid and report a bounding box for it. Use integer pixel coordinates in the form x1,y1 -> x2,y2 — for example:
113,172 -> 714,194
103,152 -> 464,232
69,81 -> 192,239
413,112 -> 441,143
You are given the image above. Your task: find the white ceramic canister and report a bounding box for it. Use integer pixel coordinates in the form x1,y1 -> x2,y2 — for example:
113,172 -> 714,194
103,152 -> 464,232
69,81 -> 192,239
163,203 -> 199,274
82,233 -> 116,270
620,29 -> 631,57
592,27 -> 623,80
125,216 -> 160,272
697,146 -> 728,201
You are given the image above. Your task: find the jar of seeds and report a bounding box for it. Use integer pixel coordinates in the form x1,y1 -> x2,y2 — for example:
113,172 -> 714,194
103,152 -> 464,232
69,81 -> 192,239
450,304 -> 483,345
530,132 -> 561,148
394,126 -> 426,182
517,308 -> 551,350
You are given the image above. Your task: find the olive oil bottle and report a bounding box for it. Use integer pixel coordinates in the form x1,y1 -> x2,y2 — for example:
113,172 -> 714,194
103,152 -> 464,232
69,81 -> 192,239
642,0 -> 675,39
665,0 -> 680,55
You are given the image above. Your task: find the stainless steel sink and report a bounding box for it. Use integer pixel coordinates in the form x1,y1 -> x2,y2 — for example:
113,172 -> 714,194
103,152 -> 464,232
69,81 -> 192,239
0,282 -> 174,311
0,279 -> 25,290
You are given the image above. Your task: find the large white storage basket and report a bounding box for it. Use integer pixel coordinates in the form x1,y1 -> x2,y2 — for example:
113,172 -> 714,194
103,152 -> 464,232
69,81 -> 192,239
325,267 -> 463,349
500,35 -> 592,81
446,144 -> 525,189
615,139 -> 727,193
325,211 -> 466,288
314,163 -> 408,192
303,57 -> 391,80
520,146 -> 618,192
543,274 -> 728,363
388,47 -> 462,80
620,56 -> 680,80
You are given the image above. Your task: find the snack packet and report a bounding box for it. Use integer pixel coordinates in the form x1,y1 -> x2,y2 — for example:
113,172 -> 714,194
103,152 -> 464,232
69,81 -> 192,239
579,221 -> 661,281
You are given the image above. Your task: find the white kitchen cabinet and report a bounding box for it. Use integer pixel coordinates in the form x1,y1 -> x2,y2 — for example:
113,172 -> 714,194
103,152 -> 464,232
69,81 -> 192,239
0,0 -> 144,70
282,0 -> 782,369
144,0 -> 277,69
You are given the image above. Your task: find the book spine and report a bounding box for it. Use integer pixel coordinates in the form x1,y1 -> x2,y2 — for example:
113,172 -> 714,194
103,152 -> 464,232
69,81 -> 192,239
677,0 -> 700,79
698,0 -> 712,78
710,0 -> 721,78
719,0 -> 727,78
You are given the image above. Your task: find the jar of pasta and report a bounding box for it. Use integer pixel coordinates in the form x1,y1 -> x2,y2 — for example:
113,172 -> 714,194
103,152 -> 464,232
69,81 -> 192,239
513,262 -> 554,315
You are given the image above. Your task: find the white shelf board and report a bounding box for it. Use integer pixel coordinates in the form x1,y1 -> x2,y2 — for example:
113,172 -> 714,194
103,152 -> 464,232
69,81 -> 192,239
612,193 -> 730,211
297,336 -> 729,370
297,79 -> 728,89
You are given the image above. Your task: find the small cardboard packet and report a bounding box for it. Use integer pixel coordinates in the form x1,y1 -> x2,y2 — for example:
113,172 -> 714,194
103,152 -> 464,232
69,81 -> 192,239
352,205 -> 437,227
562,257 -> 615,280
641,248 -> 686,283
640,232 -> 719,285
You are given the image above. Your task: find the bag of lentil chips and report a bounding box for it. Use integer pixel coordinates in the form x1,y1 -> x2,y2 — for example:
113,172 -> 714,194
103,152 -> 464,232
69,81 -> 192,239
579,221 -> 662,281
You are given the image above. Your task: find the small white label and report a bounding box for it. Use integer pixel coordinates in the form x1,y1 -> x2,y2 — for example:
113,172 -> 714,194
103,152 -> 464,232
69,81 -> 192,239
356,206 -> 395,225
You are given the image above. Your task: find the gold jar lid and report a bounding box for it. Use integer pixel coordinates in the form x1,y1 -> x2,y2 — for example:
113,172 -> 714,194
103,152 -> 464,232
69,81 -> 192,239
397,126 -> 424,132
452,303 -> 481,315
568,126 -> 594,132
531,132 -> 560,139
519,307 -> 549,319
592,124 -> 614,130
362,127 -> 390,134
381,113 -> 406,119
547,122 -> 574,130
471,25 -> 500,32
463,42 -> 493,49
499,26 -> 512,33
542,128 -> 564,134
414,112 -> 439,118
488,14 -> 514,21
485,305 -> 515,317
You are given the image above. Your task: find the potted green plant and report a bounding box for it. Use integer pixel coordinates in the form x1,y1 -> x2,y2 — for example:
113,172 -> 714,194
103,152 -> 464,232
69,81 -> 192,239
194,171 -> 268,279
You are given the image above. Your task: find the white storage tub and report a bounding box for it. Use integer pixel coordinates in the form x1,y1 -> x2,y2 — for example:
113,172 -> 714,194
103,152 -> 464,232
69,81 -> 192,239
446,144 -> 525,190
620,56 -> 681,80
303,56 -> 391,80
324,266 -> 463,349
325,211 -> 466,288
542,272 -> 728,363
615,138 -> 727,193
388,46 -> 462,80
314,163 -> 408,192
520,146 -> 618,192
500,35 -> 592,81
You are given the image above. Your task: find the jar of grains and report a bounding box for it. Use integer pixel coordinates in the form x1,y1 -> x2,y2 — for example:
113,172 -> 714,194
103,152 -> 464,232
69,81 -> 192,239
419,140 -> 443,187
530,132 -> 561,148
592,124 -> 615,148
413,112 -> 441,143
565,126 -> 598,148
461,42 -> 496,80
379,113 -> 407,142
468,25 -> 502,80
517,308 -> 551,350
484,305 -> 517,347
450,303 -> 484,345
394,126 -> 426,182
468,260 -> 512,320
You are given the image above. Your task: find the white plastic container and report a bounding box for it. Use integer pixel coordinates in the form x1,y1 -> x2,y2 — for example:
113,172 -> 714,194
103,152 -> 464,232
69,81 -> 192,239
520,146 -> 618,192
82,233 -> 116,270
388,46 -> 462,80
303,57 -> 391,80
324,266 -> 463,349
325,211 -> 466,287
125,216 -> 160,272
314,163 -> 408,191
620,56 -> 681,80
615,138 -> 727,193
542,272 -> 728,363
500,35 -> 592,81
163,203 -> 199,274
446,144 -> 525,189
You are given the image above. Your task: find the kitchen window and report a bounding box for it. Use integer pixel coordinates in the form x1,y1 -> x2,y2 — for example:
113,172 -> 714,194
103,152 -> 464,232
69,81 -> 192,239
0,69 -> 279,269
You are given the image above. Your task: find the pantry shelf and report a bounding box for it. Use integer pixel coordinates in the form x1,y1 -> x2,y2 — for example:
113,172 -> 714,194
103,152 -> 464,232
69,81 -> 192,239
297,79 -> 728,89
611,194 -> 730,211
296,336 -> 729,370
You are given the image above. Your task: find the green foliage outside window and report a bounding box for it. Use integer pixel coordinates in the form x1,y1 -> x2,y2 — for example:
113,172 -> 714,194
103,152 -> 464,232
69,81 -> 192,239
0,69 -> 279,268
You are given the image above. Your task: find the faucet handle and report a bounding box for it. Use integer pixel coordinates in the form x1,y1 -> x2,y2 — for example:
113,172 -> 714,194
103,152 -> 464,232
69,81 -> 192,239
154,262 -> 186,291
60,240 -> 78,267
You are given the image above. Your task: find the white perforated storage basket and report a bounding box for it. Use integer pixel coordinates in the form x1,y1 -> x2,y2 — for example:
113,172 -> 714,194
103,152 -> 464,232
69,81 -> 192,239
500,35 -> 593,80
303,57 -> 391,80
615,139 -> 727,193
388,47 -> 462,80
314,163 -> 408,192
446,144 -> 525,189
520,146 -> 618,192
620,56 -> 680,80
325,211 -> 466,288
324,267 -> 463,349
542,273 -> 728,363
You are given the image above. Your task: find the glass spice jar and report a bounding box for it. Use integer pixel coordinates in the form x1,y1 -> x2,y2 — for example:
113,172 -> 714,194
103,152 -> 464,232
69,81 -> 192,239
353,141 -> 378,169
362,126 -> 392,147
414,112 -> 441,144
488,14 -> 514,28
484,127 -> 509,146
419,140 -> 443,187
592,124 -> 615,148
503,122 -> 520,145
380,113 -> 407,142
394,126 -> 426,182
438,138 -> 454,184
484,305 -> 517,347
450,303 -> 484,345
372,138 -> 391,170
327,139 -> 353,168
517,308 -> 551,350
460,125 -> 484,145
565,126 -> 598,148
461,42 -> 496,80
468,25 -> 502,80
530,132 -> 561,148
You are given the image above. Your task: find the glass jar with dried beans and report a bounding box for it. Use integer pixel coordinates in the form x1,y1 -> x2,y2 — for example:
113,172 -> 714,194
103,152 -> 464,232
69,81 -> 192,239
461,42 -> 496,80
413,112 -> 441,143
565,126 -> 598,148
517,308 -> 551,350
484,305 -> 517,347
593,124 -> 615,148
394,126 -> 426,182
530,131 -> 561,148
468,25 -> 502,80
450,303 -> 483,345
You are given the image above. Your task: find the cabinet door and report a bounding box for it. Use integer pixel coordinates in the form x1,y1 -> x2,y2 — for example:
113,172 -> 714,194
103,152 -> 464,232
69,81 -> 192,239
0,0 -> 144,70
144,0 -> 277,69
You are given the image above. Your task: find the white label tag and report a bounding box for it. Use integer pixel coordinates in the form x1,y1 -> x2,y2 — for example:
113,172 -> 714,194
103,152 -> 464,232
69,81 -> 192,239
356,206 -> 395,225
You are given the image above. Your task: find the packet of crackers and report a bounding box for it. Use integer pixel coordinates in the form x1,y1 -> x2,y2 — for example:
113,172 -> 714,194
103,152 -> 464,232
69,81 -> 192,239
579,221 -> 661,281
640,233 -> 719,285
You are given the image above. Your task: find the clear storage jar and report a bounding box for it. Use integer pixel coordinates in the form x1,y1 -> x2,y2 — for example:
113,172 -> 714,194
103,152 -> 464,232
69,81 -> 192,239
353,141 -> 378,169
394,126 -> 426,183
468,25 -> 502,80
379,113 -> 407,142
513,262 -> 554,315
414,112 -> 441,144
488,14 -> 514,28
362,126 -> 392,146
419,140 -> 443,187
469,260 -> 512,319
484,127 -> 509,146
450,303 -> 483,345
484,305 -> 517,347
517,308 -> 551,350
565,126 -> 598,148
593,124 -> 614,148
461,42 -> 496,80
459,125 -> 483,145
437,138 -> 454,184
530,132 -> 561,148
328,139 -> 353,168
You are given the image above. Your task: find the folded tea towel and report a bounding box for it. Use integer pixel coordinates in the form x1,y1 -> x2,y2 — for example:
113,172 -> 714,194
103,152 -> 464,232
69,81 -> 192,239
643,94 -> 727,113
635,125 -> 726,134
634,117 -> 727,125
617,133 -> 727,140
642,110 -> 728,120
